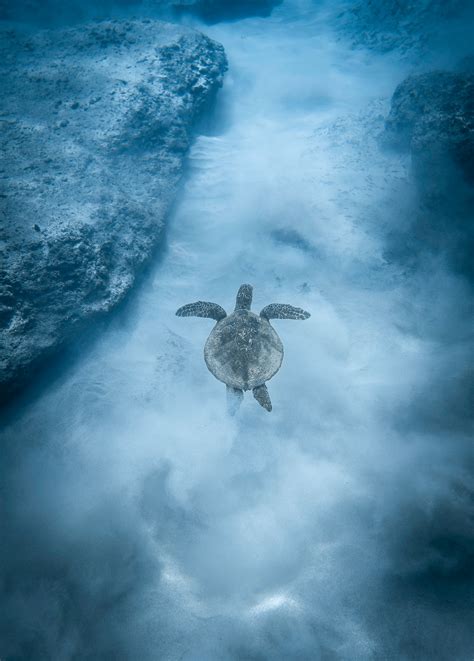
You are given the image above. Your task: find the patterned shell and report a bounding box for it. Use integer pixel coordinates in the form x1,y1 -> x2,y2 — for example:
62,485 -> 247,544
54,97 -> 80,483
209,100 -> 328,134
204,310 -> 284,390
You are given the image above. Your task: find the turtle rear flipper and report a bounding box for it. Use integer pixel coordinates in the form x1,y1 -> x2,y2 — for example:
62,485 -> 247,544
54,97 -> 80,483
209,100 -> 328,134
227,386 -> 243,415
260,304 -> 310,320
253,384 -> 272,412
176,301 -> 227,321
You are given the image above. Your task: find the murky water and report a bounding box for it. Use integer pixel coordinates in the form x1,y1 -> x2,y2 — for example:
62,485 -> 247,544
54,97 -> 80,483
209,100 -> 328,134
2,2 -> 472,658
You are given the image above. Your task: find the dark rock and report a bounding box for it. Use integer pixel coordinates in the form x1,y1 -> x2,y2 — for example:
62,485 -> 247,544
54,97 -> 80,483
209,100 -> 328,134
339,0 -> 474,53
383,71 -> 474,279
173,0 -> 282,23
457,54 -> 474,73
0,19 -> 227,401
0,0 -> 282,26
385,71 -> 474,190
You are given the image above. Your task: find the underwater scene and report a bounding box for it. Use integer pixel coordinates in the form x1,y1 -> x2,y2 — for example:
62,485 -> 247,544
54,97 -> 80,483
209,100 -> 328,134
1,0 -> 473,658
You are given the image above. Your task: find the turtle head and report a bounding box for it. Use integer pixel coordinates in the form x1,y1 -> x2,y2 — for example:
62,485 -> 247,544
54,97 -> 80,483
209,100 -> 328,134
235,284 -> 253,311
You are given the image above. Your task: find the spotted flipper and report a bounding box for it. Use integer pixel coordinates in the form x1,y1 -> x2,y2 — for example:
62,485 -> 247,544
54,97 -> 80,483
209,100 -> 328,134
176,301 -> 227,321
253,384 -> 272,412
260,304 -> 310,320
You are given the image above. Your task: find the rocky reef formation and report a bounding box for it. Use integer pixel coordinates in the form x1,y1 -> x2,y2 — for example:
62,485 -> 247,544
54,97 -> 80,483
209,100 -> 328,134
339,0 -> 474,53
0,19 -> 226,401
385,71 -> 474,189
383,70 -> 474,279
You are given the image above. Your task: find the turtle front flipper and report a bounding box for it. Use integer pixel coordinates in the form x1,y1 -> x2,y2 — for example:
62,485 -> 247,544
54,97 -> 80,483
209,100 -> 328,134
227,386 -> 243,415
253,384 -> 272,412
176,301 -> 227,321
260,304 -> 310,320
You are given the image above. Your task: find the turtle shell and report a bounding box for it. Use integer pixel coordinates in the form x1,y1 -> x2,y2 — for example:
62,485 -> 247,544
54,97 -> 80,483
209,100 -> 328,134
204,310 -> 284,390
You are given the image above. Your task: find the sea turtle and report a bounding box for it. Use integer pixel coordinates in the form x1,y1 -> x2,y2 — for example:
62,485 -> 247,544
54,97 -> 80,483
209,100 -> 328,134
176,284 -> 310,412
